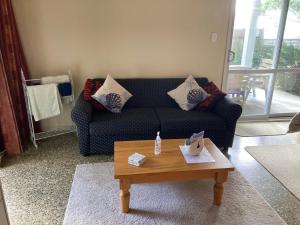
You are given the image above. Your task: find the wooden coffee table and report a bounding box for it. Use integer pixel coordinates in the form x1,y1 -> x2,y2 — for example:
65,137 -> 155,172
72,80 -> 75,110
114,138 -> 234,213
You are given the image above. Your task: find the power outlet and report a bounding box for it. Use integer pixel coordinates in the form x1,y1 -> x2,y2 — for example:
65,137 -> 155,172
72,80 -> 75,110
211,32 -> 218,43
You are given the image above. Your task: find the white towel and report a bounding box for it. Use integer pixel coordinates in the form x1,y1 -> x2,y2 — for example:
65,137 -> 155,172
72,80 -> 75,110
41,75 -> 70,84
27,84 -> 63,121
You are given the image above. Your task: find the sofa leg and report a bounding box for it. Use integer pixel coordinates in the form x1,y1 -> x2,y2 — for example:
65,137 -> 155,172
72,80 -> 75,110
220,147 -> 229,156
222,147 -> 228,152
81,152 -> 90,157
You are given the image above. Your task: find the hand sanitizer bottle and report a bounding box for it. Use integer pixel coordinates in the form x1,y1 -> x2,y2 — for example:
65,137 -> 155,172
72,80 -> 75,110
154,131 -> 161,155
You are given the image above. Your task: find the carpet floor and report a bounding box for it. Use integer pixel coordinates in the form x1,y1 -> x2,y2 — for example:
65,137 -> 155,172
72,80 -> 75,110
63,162 -> 286,225
0,134 -> 113,225
1,133 -> 299,225
245,144 -> 300,200
235,122 -> 289,136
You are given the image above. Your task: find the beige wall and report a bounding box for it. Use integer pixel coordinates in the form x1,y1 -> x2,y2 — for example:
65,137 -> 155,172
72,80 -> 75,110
12,0 -> 232,93
12,0 -> 232,129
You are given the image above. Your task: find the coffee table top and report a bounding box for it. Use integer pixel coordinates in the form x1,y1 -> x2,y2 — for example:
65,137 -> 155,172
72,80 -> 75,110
114,138 -> 234,179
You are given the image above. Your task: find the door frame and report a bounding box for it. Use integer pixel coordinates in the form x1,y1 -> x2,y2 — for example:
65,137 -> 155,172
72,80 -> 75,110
222,0 -> 236,92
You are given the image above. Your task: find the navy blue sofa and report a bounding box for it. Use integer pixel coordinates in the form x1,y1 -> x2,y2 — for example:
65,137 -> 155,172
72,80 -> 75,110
71,78 -> 242,156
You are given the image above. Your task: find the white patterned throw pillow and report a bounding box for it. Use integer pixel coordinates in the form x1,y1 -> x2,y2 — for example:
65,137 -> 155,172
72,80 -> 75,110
92,75 -> 132,113
168,75 -> 209,111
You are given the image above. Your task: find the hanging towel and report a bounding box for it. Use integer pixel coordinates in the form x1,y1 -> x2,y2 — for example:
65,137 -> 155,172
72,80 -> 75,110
27,84 -> 63,121
58,82 -> 72,96
41,75 -> 70,84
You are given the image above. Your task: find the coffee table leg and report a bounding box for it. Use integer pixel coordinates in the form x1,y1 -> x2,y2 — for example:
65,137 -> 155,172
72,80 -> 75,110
214,171 -> 228,206
119,179 -> 131,213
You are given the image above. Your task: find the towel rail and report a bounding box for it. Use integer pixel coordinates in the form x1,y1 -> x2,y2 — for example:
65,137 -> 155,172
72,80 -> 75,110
21,69 -> 76,148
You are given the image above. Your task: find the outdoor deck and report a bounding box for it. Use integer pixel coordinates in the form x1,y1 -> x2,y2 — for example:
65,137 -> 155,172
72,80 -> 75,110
235,88 -> 300,116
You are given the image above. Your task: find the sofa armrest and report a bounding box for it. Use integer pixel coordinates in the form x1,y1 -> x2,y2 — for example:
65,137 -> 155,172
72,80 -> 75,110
71,92 -> 93,155
71,92 -> 93,124
212,97 -> 242,149
213,97 -> 242,123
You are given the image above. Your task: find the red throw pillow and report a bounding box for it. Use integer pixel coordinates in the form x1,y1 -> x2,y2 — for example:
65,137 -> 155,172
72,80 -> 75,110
196,82 -> 226,111
83,79 -> 104,110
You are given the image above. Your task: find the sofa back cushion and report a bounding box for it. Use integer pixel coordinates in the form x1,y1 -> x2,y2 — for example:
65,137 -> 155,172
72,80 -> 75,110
93,77 -> 209,108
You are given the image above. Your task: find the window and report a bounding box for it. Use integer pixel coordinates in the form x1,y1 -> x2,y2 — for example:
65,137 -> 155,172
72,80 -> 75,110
227,0 -> 300,118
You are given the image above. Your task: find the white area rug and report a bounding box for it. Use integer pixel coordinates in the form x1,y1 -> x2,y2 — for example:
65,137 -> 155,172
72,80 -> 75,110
235,122 -> 289,136
63,162 -> 286,225
246,144 -> 300,200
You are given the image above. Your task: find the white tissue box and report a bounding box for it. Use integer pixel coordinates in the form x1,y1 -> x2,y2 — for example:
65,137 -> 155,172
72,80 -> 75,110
128,153 -> 146,166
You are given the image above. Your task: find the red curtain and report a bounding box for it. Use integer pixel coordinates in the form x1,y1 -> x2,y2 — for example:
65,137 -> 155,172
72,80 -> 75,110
0,0 -> 30,155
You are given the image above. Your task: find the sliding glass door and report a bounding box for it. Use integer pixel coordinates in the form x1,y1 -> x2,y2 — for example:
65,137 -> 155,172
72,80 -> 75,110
226,0 -> 300,118
271,3 -> 300,114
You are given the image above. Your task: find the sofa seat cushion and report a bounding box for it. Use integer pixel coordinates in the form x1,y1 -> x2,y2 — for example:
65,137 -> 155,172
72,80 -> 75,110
89,108 -> 160,136
155,107 -> 226,138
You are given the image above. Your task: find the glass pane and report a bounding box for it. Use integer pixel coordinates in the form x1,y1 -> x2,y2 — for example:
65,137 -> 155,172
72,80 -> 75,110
270,71 -> 300,113
226,73 -> 272,116
278,0 -> 300,68
230,0 -> 282,69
